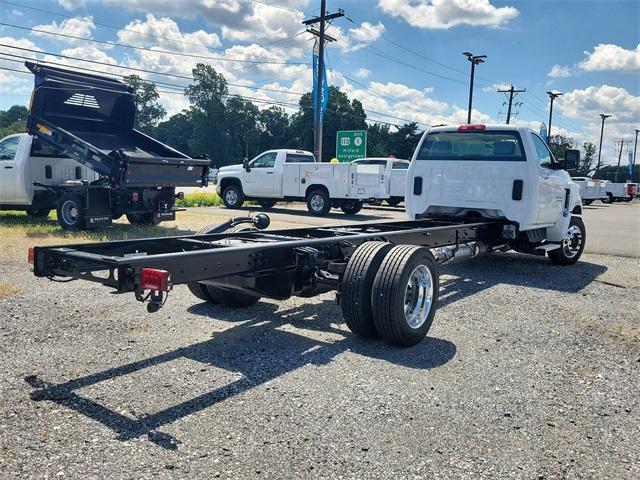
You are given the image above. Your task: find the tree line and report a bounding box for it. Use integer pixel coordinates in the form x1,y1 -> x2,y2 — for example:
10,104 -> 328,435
0,62 -> 637,181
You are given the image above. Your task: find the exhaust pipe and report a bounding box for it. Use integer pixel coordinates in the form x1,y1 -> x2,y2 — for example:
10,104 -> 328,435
431,242 -> 487,265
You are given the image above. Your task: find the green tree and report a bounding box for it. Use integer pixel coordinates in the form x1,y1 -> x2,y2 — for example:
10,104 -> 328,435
257,107 -> 290,153
579,142 -> 597,175
185,64 -> 229,163
224,96 -> 260,165
548,134 -> 575,161
124,75 -> 166,133
0,105 -> 29,137
388,122 -> 422,159
155,111 -> 194,156
366,123 -> 392,157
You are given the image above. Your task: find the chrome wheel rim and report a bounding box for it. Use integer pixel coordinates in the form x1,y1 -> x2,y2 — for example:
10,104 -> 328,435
61,200 -> 79,225
403,264 -> 434,329
310,194 -> 325,212
563,224 -> 583,258
225,189 -> 238,205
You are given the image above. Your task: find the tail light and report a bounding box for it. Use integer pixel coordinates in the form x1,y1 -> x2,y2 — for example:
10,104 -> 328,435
627,184 -> 633,194
458,124 -> 486,131
28,247 -> 34,265
177,191 -> 185,200
131,192 -> 140,202
141,268 -> 170,292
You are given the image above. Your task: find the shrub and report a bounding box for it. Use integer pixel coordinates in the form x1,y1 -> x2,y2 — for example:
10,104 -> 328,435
176,192 -> 223,207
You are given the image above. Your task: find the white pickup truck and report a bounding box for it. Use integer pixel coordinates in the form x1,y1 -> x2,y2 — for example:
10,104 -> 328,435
352,157 -> 410,206
571,177 -> 607,205
599,180 -> 636,203
406,123 -> 585,265
214,149 -> 387,215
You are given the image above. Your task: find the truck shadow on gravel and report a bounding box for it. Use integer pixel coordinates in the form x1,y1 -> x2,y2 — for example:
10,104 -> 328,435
438,253 -> 607,308
25,300 -> 456,451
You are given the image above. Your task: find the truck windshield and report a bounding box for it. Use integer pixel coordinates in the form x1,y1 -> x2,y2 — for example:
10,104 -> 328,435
417,131 -> 525,162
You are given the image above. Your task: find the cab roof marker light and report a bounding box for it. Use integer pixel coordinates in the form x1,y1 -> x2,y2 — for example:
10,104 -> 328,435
458,124 -> 486,131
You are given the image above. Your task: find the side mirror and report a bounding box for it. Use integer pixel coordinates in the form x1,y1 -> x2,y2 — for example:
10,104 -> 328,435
243,158 -> 251,172
564,149 -> 580,170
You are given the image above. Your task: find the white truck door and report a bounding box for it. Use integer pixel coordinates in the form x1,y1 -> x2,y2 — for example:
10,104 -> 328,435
390,161 -> 409,197
530,133 -> 565,225
0,136 -> 22,202
245,151 -> 278,197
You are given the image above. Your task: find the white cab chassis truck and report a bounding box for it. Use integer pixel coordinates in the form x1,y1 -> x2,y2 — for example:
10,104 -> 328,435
351,158 -> 410,206
214,149 -> 387,215
32,124 -> 586,349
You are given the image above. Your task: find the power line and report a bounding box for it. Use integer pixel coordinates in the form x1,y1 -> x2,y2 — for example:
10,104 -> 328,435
0,44 -> 307,96
0,22 -> 309,66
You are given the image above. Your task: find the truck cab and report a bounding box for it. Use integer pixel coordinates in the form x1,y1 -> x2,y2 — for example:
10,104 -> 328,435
406,124 -> 582,255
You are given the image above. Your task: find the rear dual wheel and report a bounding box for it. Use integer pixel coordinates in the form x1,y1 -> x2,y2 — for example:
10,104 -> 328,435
340,242 -> 439,347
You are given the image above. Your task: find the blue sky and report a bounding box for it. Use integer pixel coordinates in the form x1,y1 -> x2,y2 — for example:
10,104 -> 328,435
1,0 -> 638,163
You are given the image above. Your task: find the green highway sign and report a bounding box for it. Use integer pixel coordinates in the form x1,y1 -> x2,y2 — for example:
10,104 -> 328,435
336,130 -> 367,162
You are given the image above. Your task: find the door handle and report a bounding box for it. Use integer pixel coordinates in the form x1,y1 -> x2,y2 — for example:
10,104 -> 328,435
4,165 -> 13,169
266,172 -> 274,174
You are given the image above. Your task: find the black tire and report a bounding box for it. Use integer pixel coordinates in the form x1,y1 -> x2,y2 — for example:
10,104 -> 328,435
602,193 -> 613,204
187,282 -> 218,303
126,212 -> 161,226
371,245 -> 440,347
258,200 -> 277,208
387,198 -> 403,207
623,197 -> 633,202
205,285 -> 260,308
26,208 -> 52,218
582,199 -> 594,206
548,216 -> 586,266
340,241 -> 394,339
222,184 -> 245,209
306,188 -> 331,216
56,193 -> 85,231
340,201 -> 363,215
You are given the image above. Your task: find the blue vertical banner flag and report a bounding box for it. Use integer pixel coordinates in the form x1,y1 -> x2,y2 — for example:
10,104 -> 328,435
312,40 -> 329,120
629,151 -> 633,176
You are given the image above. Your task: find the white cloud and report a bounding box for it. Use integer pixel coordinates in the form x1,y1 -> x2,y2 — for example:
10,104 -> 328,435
32,16 -> 95,45
579,43 -> 640,73
377,0 -> 518,30
354,68 -> 371,79
58,0 -> 87,9
548,64 -> 571,78
330,21 -> 386,53
558,85 -> 640,124
10,9 -> 23,16
482,82 -> 511,92
0,37 -> 43,95
117,14 -> 220,50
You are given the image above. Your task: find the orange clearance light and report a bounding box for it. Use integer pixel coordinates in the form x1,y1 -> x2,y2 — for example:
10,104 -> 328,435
28,247 -> 35,265
458,124 -> 486,131
141,268 -> 170,292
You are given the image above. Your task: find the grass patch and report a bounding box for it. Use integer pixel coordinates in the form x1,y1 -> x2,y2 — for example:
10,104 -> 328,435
176,192 -> 223,208
0,281 -> 23,299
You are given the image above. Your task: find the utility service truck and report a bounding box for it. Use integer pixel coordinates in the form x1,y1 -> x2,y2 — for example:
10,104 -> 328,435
570,177 -> 607,205
214,149 -> 386,215
31,124 -> 585,347
0,62 -> 209,230
351,157 -> 410,206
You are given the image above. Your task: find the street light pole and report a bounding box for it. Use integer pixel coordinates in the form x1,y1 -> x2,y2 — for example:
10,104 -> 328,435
596,113 -> 611,172
546,91 -> 562,140
632,128 -> 640,181
463,52 -> 486,124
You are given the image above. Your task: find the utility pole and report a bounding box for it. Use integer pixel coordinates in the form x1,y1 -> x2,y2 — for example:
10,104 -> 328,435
497,84 -> 526,124
596,113 -> 611,171
546,91 -> 562,141
632,128 -> 639,181
615,140 -> 628,183
303,1 -> 343,162
462,52 -> 486,124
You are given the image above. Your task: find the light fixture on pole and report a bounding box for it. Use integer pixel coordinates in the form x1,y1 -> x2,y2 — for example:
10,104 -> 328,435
596,113 -> 611,171
546,91 -> 562,140
463,52 -> 487,124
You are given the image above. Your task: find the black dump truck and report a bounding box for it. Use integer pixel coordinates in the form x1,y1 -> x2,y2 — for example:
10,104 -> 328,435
19,62 -> 209,229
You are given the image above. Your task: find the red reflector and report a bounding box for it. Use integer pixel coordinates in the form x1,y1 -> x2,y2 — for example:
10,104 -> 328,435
177,191 -> 185,200
131,192 -> 140,202
141,268 -> 170,291
458,124 -> 486,131
28,247 -> 35,265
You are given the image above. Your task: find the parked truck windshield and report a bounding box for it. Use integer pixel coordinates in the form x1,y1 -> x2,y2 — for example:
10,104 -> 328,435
416,131 -> 525,162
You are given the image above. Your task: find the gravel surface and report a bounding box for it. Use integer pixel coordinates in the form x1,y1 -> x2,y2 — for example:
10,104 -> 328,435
1,246 -> 638,478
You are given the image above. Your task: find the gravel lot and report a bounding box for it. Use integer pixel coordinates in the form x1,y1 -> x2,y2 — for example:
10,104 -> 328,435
0,207 -> 638,479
